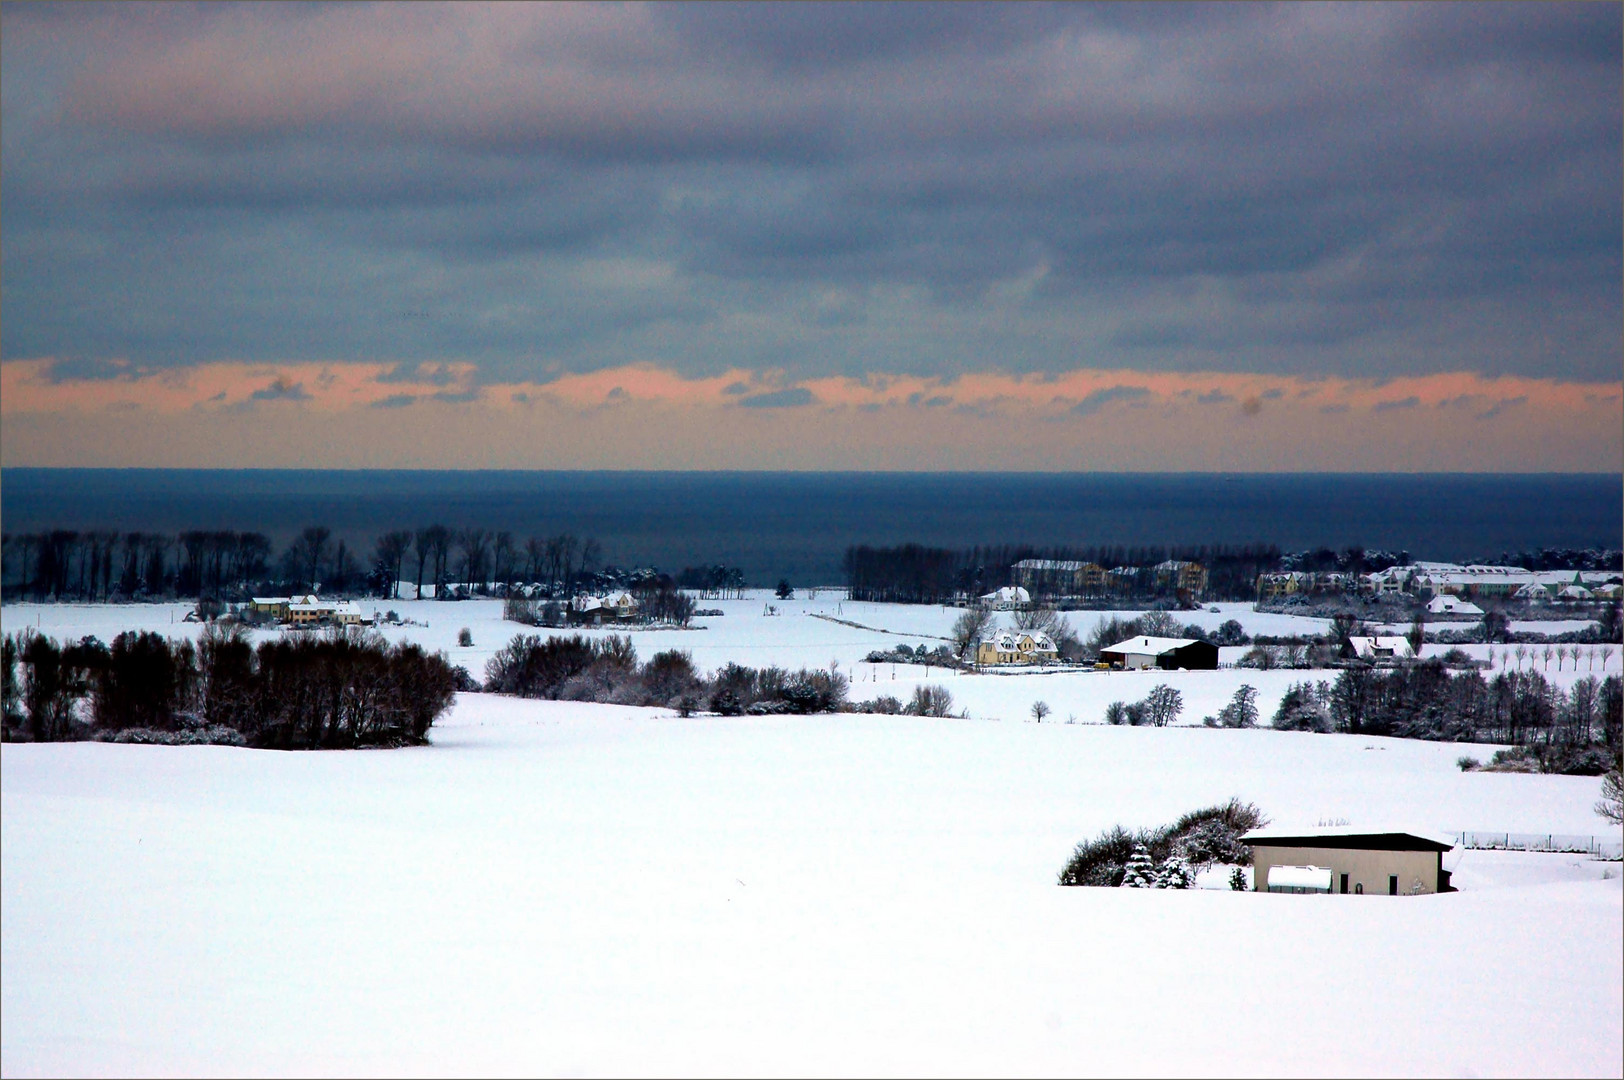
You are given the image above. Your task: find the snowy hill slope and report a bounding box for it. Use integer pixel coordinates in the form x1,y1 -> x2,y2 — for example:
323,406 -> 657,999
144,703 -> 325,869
4,696 -> 1619,1076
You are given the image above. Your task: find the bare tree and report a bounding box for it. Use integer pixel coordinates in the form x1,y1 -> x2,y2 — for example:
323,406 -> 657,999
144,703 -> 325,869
296,526 -> 332,591
375,531 -> 412,599
1013,606 -> 1062,635
951,607 -> 994,658
1598,762 -> 1623,826
413,527 -> 434,599
1139,610 -> 1179,637
523,536 -> 546,584
1030,700 -> 1051,723
456,528 -> 489,593
1145,684 -> 1183,727
492,531 -> 515,592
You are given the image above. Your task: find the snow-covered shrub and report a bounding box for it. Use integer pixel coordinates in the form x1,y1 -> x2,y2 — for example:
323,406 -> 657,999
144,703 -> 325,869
1104,701 -> 1127,726
1155,855 -> 1195,889
1457,755 -> 1480,771
1121,845 -> 1156,888
457,627 -> 474,647
1058,799 -> 1268,888
102,725 -> 248,747
1204,685 -> 1259,729
908,684 -> 956,717
1229,867 -> 1249,891
1271,682 -> 1333,732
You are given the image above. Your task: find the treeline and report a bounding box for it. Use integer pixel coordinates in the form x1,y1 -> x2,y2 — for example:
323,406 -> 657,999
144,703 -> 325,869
505,579 -> 699,628
483,634 -> 852,715
674,565 -> 749,599
1269,665 -> 1622,771
0,526 -> 618,603
844,542 -> 1286,603
1,627 -> 457,748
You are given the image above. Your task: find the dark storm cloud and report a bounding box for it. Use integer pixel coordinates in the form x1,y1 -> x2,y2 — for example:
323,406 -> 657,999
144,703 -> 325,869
1071,385 -> 1151,416
1,2 -> 1618,383
248,376 -> 310,402
737,386 -> 815,408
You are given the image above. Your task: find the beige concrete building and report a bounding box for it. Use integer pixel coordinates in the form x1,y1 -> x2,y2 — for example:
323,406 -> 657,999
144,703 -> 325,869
1245,829 -> 1455,895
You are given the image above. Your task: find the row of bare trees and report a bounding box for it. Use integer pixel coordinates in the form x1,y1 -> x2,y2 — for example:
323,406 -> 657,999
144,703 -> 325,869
378,527 -> 605,599
2,530 -> 275,601
2,525 -> 610,603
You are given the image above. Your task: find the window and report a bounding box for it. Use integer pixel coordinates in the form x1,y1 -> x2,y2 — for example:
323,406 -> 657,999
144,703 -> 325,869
1388,875 -> 1398,896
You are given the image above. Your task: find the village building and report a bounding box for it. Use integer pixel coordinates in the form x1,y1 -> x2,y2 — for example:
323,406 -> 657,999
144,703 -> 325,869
1097,636 -> 1218,670
1152,559 -> 1208,597
979,585 -> 1031,609
1347,635 -> 1415,660
570,591 -> 641,624
1011,560 -> 1104,596
1425,594 -> 1483,616
975,630 -> 1059,666
286,595 -> 337,625
248,597 -> 292,621
1245,828 -> 1456,895
329,602 -> 372,626
1256,572 -> 1308,600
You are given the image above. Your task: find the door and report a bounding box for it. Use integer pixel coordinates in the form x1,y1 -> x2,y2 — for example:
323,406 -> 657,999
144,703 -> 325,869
1388,875 -> 1398,895
1339,873 -> 1349,894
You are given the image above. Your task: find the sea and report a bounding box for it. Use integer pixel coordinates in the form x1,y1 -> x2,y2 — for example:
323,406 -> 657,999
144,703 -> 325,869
2,470 -> 1619,584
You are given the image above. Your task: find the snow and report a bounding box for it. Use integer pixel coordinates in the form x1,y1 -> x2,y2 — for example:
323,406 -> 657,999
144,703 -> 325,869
1266,864 -> 1333,890
3,699 -> 1619,1076
4,596 -> 1618,732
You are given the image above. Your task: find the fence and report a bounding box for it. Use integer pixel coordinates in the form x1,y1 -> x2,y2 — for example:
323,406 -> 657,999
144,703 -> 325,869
1456,831 -> 1623,858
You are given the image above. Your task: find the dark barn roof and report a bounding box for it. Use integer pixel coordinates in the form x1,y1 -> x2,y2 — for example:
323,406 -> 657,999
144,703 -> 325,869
1243,831 -> 1454,853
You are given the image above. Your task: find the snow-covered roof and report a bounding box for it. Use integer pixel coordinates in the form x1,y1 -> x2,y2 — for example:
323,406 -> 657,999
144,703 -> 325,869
1266,865 -> 1332,890
251,596 -> 291,605
1426,595 -> 1482,614
980,629 -> 1057,649
1013,559 -> 1092,571
1349,635 -> 1413,658
980,585 -> 1031,603
1100,636 -> 1198,656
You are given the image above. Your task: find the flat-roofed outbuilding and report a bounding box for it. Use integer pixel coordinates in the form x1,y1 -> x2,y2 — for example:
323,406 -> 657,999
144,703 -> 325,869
1245,828 -> 1456,896
1098,636 -> 1218,670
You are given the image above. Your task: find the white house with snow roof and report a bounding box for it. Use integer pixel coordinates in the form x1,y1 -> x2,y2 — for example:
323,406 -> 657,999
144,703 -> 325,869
979,585 -> 1030,609
1426,594 -> 1483,616
1097,636 -> 1218,670
1348,635 -> 1415,660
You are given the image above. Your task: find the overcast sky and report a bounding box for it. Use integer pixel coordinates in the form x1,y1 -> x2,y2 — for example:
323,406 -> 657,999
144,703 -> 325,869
2,1 -> 1620,470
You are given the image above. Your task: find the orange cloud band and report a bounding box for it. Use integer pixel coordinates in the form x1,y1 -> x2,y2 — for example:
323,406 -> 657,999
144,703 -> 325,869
2,358 -> 1619,472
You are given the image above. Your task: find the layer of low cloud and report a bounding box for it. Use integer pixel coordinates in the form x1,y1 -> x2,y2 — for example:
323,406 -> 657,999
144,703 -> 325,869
4,358 -> 1617,472
1,0 -> 1618,404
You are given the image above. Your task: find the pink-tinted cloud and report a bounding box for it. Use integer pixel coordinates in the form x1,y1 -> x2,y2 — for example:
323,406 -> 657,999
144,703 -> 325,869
4,358 -> 1618,472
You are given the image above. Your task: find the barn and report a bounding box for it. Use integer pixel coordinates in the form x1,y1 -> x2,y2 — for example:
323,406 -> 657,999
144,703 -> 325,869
1098,636 -> 1219,670
1244,828 -> 1456,895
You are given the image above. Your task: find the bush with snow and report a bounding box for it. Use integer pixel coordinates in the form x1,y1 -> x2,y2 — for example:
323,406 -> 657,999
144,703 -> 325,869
1058,799 -> 1268,887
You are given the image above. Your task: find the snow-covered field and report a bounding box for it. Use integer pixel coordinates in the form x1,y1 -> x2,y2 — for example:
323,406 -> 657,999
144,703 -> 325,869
4,698 -> 1620,1077
3,595 -> 1621,1075
3,594 -> 1617,730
